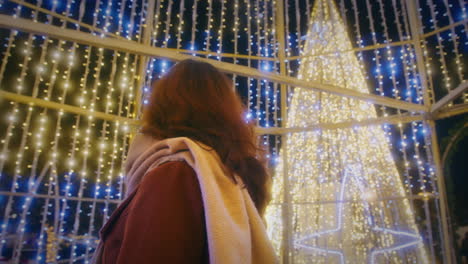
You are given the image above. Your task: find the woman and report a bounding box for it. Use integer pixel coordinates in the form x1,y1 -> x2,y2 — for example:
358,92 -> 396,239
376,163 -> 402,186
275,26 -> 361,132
92,59 -> 276,263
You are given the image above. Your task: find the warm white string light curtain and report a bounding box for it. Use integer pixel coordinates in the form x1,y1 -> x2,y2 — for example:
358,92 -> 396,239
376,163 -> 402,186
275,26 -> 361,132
0,0 -> 143,262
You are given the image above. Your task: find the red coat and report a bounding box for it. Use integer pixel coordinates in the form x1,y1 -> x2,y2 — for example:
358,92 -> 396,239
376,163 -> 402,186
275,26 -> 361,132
99,161 -> 209,263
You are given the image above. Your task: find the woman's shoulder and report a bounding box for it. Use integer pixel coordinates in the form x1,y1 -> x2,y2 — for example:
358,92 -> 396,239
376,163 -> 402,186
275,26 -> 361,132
139,161 -> 198,190
131,161 -> 204,224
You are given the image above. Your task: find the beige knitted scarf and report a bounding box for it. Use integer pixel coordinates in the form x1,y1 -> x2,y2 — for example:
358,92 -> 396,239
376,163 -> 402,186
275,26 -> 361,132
92,133 -> 277,264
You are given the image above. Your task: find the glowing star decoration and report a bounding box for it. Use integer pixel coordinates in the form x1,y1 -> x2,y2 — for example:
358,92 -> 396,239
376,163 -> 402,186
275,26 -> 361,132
265,0 -> 429,263
294,169 -> 423,264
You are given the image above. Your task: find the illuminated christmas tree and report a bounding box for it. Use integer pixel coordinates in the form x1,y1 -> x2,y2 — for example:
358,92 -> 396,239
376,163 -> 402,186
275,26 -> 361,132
265,0 -> 429,263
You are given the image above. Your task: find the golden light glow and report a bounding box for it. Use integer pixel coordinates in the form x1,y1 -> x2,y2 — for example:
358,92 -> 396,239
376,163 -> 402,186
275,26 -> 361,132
265,0 -> 429,263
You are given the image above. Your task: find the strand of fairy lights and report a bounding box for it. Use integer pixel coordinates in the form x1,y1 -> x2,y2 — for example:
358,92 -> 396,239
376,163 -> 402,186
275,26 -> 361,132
422,0 -> 465,253
102,0 -> 135,218
269,0 -> 277,121
262,0 -> 273,153
282,0 -> 291,91
14,73 -> 48,258
253,0 -> 261,126
282,0 -> 294,106
381,0 -> 431,260
19,17 -> 56,229
216,0 -> 226,60
255,0 -> 265,127
215,0 -> 225,60
114,53 -> 137,205
55,0 -> 92,258
103,0 -> 128,204
142,0 -> 162,106
133,0 -> 159,201
455,0 -> 468,103
375,1 -> 432,262
399,1 -> 430,106
364,2 -> 427,260
68,0 -> 113,260
89,42 -> 114,261
231,0 -> 239,83
118,125 -> 130,198
457,0 -> 468,33
262,0 -> 269,129
389,1 -> 438,260
0,2 -> 41,253
204,0 -> 213,56
247,0 -> 257,124
118,52 -> 138,199
265,0 -> 303,253
269,0 -> 279,160
406,2 -> 453,258
250,0 -> 260,125
3,39 -> 37,233
260,0 -> 271,129
103,0 -> 141,223
266,0 -> 274,125
402,0 -> 436,107
85,0 -> 139,259
349,0 -> 368,97
36,37 -> 76,263
84,1 -> 127,259
0,7 -> 21,177
145,0 -> 171,115
257,0 -> 267,149
258,0 -> 276,160
57,0 -> 94,256
426,0 -> 455,95
123,0 -> 137,41
57,5 -> 91,260
356,5 -> 420,248
11,0 -> 67,260
190,0 -> 198,52
363,0 -> 389,114
438,0 -> 465,83
153,0 -> 163,47
392,0 -> 421,106
101,0 -> 131,219
161,0 -> 173,48
403,0 -> 440,258
251,0 -> 262,153
88,0 -> 136,256
283,0 -> 290,59
374,0 -> 407,187
293,0 -> 300,56
119,1 -> 142,200
176,0 -> 185,50
412,0 -> 451,248
243,0 -> 252,117
427,0 -> 465,104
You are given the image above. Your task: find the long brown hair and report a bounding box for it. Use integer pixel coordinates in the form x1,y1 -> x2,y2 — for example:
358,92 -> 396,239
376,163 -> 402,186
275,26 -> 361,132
141,59 -> 271,215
